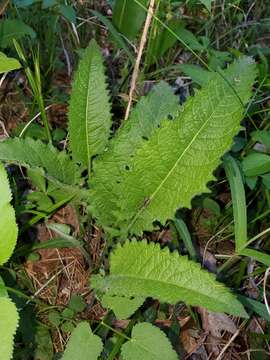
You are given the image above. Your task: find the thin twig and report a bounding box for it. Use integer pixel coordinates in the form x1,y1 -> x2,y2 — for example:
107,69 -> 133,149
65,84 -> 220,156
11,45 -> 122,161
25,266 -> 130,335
216,320 -> 247,360
124,0 -> 155,120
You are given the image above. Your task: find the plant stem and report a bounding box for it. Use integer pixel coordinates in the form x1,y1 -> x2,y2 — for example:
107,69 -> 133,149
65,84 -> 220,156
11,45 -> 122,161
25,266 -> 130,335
124,0 -> 155,120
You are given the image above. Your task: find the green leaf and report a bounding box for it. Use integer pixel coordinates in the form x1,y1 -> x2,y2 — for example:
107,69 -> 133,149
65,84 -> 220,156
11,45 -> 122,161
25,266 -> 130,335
146,19 -> 186,65
199,0 -> 212,12
121,322 -> 178,360
115,57 -> 256,234
89,82 -> 179,230
92,240 -> 248,317
180,64 -> 214,86
34,325 -> 54,360
223,155 -> 247,251
61,322 -> 103,360
0,137 -> 81,185
48,310 -> 61,327
58,5 -> 76,24
0,297 -> 19,360
0,52 -> 21,74
0,163 -> 18,266
251,130 -> 270,149
112,0 -> 148,41
238,295 -> 270,322
0,19 -> 36,48
242,153 -> 270,177
240,248 -> 270,267
91,10 -> 134,63
68,295 -> 86,313
68,40 -> 111,173
175,27 -> 204,51
101,293 -> 144,319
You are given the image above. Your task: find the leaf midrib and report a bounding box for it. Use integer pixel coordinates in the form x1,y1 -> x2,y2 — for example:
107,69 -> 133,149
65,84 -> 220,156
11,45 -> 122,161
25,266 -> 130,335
128,82 -> 230,231
85,52 -> 93,176
108,273 -> 232,311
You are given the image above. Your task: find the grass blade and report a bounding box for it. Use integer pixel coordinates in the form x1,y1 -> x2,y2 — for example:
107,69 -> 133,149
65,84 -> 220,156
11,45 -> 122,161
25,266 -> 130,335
223,154 -> 247,252
174,217 -> 197,260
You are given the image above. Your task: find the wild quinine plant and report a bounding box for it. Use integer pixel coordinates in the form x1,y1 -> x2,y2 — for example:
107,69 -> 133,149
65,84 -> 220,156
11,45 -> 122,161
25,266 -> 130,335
0,40 -> 257,359
0,163 -> 19,360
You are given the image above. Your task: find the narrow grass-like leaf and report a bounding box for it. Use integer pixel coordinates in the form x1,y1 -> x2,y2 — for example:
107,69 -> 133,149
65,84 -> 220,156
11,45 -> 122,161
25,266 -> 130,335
0,163 -> 18,266
62,322 -> 103,360
240,248 -> 270,267
92,240 -> 248,317
175,217 -> 197,260
0,297 -> 19,360
0,137 -> 81,185
121,322 -> 178,360
223,154 -> 247,251
238,295 -> 270,322
68,40 -> 111,173
116,57 -> 256,234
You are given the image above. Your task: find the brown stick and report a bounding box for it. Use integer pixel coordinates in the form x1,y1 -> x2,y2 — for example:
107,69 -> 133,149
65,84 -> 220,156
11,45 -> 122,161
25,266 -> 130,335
124,0 -> 155,120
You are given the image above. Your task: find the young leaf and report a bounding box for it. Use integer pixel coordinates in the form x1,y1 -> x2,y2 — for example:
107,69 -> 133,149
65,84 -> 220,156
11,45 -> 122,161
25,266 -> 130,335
116,57 -> 256,234
0,297 -> 19,360
68,40 -> 111,173
89,82 -> 179,229
121,322 -> 178,360
61,322 -> 103,360
0,52 -> 21,74
0,137 -> 81,185
0,163 -> 18,266
92,240 -> 248,317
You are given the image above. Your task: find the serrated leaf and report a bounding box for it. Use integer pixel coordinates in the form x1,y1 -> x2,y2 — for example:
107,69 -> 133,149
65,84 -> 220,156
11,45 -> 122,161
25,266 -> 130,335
92,240 -> 248,317
121,322 -> 178,360
89,82 -> 179,229
61,322 -> 103,360
115,57 -> 256,234
0,19 -> 36,48
0,52 -> 21,74
0,163 -> 18,265
0,137 -> 81,185
0,297 -> 19,360
68,40 -> 111,173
